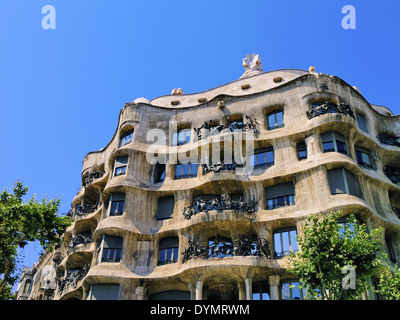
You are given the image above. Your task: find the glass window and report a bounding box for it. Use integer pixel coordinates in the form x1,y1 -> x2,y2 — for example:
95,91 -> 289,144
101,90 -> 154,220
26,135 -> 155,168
321,131 -> 347,155
267,110 -> 284,130
114,156 -> 128,177
273,227 -> 298,258
252,282 -> 270,300
281,281 -> 304,300
154,163 -> 166,183
120,130 -> 134,147
156,196 -> 175,220
109,193 -> 125,216
297,142 -> 307,160
386,236 -> 396,263
149,290 -> 190,300
356,114 -> 369,133
88,284 -> 120,300
327,168 -> 359,197
265,183 -> 295,210
174,162 -> 198,179
355,147 -> 373,169
158,237 -> 179,265
172,128 -> 191,146
249,147 -> 274,170
100,235 -> 123,263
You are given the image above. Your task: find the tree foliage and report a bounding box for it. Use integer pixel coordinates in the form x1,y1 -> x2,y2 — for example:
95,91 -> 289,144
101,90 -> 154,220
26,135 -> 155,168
376,265 -> 400,300
0,181 -> 71,299
288,211 -> 384,300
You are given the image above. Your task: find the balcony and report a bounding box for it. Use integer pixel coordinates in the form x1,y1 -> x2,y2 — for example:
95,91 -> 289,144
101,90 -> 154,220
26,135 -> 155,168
181,233 -> 271,263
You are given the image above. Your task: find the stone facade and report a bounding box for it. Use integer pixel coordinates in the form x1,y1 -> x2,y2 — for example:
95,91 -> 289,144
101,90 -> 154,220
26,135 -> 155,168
19,54 -> 400,300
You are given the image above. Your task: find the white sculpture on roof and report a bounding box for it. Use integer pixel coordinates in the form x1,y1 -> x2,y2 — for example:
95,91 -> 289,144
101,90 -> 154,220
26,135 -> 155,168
240,53 -> 263,79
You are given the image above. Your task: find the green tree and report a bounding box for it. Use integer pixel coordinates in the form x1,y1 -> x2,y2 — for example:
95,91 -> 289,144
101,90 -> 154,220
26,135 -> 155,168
0,181 -> 71,299
376,265 -> 400,300
288,211 -> 384,300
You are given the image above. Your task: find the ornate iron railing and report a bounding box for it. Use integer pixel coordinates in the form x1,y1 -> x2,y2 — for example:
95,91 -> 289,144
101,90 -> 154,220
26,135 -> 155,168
193,115 -> 259,141
183,193 -> 258,219
306,102 -> 354,120
57,264 -> 90,294
181,233 -> 271,263
83,171 -> 104,187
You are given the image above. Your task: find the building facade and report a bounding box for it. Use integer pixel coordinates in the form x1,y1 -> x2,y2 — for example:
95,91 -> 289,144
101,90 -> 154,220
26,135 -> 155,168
18,54 -> 400,300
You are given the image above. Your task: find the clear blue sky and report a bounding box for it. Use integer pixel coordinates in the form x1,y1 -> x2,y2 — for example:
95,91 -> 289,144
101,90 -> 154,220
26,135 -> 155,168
1,0 -> 399,289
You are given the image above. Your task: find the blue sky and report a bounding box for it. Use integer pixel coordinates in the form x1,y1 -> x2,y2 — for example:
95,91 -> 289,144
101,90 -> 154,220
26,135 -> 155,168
1,0 -> 399,290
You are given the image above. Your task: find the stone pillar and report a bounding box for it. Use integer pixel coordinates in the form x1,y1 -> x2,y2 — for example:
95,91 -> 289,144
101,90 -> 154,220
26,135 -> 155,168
195,280 -> 203,300
189,283 -> 196,300
245,278 -> 252,300
269,275 -> 280,300
238,281 -> 246,300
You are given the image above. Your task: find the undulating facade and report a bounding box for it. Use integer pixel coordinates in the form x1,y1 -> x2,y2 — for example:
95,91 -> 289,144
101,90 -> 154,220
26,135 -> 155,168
16,54 -> 400,300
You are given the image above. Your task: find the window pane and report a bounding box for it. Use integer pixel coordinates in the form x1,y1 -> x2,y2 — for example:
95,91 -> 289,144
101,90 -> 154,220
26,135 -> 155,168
282,232 -> 290,253
257,152 -> 265,165
172,132 -> 178,146
268,114 -> 276,129
291,282 -> 301,300
281,283 -> 290,300
159,249 -> 166,265
362,153 -> 371,165
323,142 -> 334,152
356,150 -> 363,164
336,141 -> 347,154
173,247 -> 179,261
290,230 -> 298,252
166,248 -> 172,262
190,163 -> 198,177
274,233 -> 282,254
253,293 -> 261,300
175,164 -> 182,179
276,111 -> 283,127
183,164 -> 190,177
266,151 -> 274,164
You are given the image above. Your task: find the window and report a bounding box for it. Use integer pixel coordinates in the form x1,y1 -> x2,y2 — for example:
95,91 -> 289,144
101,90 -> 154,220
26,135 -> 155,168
154,163 -> 166,183
355,146 -> 373,170
156,196 -> 175,220
114,156 -> 128,176
267,110 -> 284,130
98,235 -> 123,263
149,290 -> 190,300
120,130 -> 134,147
321,131 -> 347,154
281,280 -> 304,300
252,282 -> 270,300
356,113 -> 368,133
158,237 -> 179,265
172,128 -> 191,146
87,284 -> 120,300
297,142 -> 307,160
249,147 -> 274,169
265,182 -> 295,210
327,168 -> 359,197
174,162 -> 198,179
23,280 -> 32,294
273,227 -> 298,258
385,236 -> 396,263
108,193 -> 125,216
